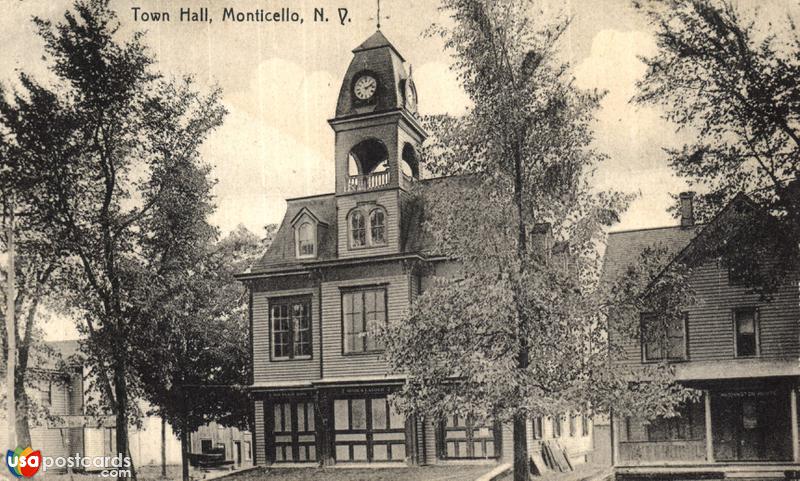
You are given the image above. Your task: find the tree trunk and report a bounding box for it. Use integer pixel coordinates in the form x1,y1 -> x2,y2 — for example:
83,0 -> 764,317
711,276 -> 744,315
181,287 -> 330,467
161,417 -> 167,478
5,199 -> 16,449
14,391 -> 30,448
180,425 -> 190,481
512,134 -> 530,481
513,412 -> 530,481
114,363 -> 132,481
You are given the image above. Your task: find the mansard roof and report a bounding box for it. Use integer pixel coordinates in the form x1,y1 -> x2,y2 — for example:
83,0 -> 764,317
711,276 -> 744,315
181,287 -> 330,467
247,175 -> 471,275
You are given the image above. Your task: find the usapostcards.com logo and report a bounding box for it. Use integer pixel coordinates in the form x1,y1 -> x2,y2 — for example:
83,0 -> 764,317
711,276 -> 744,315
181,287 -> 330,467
5,447 -> 42,478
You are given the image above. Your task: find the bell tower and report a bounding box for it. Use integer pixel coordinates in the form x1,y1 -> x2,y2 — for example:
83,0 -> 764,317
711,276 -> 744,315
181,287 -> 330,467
328,30 -> 427,258
328,30 -> 427,196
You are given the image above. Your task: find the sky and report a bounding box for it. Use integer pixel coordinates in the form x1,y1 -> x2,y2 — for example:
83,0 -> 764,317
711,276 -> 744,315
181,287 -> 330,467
0,0 -> 793,339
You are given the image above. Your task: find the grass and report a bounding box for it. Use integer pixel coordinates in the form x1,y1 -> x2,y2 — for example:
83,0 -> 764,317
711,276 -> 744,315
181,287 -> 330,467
221,465 -> 498,481
497,461 -> 608,481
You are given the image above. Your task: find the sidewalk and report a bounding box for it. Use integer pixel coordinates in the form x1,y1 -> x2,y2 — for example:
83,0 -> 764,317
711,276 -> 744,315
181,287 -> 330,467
494,462 -> 612,481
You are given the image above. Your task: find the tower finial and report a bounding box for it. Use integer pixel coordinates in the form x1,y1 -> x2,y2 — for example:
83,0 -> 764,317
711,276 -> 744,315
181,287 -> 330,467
370,0 -> 389,30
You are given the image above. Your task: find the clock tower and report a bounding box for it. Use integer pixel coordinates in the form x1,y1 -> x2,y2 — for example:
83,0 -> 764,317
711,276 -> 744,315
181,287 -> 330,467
328,31 -> 427,257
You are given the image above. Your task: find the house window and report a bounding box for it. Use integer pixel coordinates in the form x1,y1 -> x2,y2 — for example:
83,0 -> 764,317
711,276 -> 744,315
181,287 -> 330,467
568,413 -> 576,437
370,208 -> 386,245
734,307 -> 758,357
532,417 -> 543,440
342,288 -> 386,353
348,206 -> 388,249
201,439 -> 213,453
297,222 -> 315,257
552,416 -> 561,438
646,402 -> 704,442
271,298 -> 312,360
39,382 -> 52,407
581,414 -> 589,436
350,211 -> 367,247
642,312 -> 687,361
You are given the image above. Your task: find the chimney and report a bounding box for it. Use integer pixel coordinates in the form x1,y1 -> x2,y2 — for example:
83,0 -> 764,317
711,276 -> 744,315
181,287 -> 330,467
679,191 -> 695,227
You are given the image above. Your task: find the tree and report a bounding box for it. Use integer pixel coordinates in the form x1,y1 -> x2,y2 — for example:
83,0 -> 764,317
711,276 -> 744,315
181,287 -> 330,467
0,0 -> 226,476
382,1 -> 696,479
1,131 -> 70,447
634,0 -> 800,291
130,225 -> 262,481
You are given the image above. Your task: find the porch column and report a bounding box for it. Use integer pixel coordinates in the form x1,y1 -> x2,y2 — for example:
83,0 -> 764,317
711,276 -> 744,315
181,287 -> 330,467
791,388 -> 799,462
611,409 -> 620,466
704,390 -> 714,463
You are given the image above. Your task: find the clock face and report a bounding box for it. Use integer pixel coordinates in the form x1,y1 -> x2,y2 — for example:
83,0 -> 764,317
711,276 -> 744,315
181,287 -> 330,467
405,81 -> 417,110
354,75 -> 377,100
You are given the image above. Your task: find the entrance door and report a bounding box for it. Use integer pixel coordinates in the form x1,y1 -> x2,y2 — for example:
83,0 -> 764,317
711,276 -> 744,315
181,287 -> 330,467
712,389 -> 791,461
270,400 -> 317,463
234,441 -> 242,466
333,397 -> 407,462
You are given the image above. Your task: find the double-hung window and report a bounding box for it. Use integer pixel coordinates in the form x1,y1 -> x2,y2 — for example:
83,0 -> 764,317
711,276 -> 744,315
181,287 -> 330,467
734,307 -> 758,357
271,297 -> 312,360
342,288 -> 386,353
642,312 -> 687,362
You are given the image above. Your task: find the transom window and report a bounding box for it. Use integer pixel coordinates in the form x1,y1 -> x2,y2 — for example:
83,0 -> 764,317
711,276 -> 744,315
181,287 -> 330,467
342,288 -> 386,354
734,307 -> 758,357
271,298 -> 312,360
348,206 -> 388,248
642,312 -> 687,362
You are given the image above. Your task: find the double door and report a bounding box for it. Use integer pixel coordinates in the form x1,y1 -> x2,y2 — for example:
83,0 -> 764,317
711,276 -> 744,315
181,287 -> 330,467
712,389 -> 791,462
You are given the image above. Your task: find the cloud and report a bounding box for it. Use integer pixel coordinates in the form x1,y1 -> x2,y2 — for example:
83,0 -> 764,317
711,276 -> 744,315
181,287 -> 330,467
574,29 -> 692,231
203,58 -> 339,234
414,61 -> 472,116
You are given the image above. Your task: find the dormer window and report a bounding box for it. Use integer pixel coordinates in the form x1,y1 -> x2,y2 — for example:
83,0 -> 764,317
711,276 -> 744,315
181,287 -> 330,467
291,208 -> 326,260
348,205 -> 388,249
297,222 -> 315,257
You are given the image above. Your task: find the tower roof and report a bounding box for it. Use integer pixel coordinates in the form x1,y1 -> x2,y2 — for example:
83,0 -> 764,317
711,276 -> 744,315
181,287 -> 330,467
353,30 -> 405,62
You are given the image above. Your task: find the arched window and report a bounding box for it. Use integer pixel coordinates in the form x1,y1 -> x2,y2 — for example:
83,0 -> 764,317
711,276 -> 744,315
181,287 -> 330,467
350,211 -> 366,247
370,208 -> 386,245
297,222 -> 315,257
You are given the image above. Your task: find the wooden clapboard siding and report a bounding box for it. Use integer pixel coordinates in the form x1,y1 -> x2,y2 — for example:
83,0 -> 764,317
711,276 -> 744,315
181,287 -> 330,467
336,190 -> 400,259
613,260 -> 799,367
252,287 -> 321,384
253,400 -> 266,465
500,423 -> 513,464
321,273 -> 410,378
423,418 -> 437,464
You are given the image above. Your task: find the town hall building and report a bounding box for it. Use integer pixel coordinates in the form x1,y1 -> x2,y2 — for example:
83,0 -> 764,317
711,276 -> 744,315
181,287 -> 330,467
238,30 -> 594,468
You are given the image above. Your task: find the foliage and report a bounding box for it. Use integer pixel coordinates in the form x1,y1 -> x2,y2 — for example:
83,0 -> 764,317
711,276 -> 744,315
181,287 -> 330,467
0,0 -> 226,471
634,0 -> 800,289
382,0 -> 696,478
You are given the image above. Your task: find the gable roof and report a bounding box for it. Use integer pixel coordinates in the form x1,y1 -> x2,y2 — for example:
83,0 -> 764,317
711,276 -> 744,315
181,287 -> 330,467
600,225 -> 702,288
599,193 -> 774,288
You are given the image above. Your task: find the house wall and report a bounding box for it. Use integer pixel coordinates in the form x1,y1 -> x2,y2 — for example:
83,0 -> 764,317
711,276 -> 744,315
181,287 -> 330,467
321,269 -> 410,378
190,422 -> 253,466
612,260 -> 800,367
